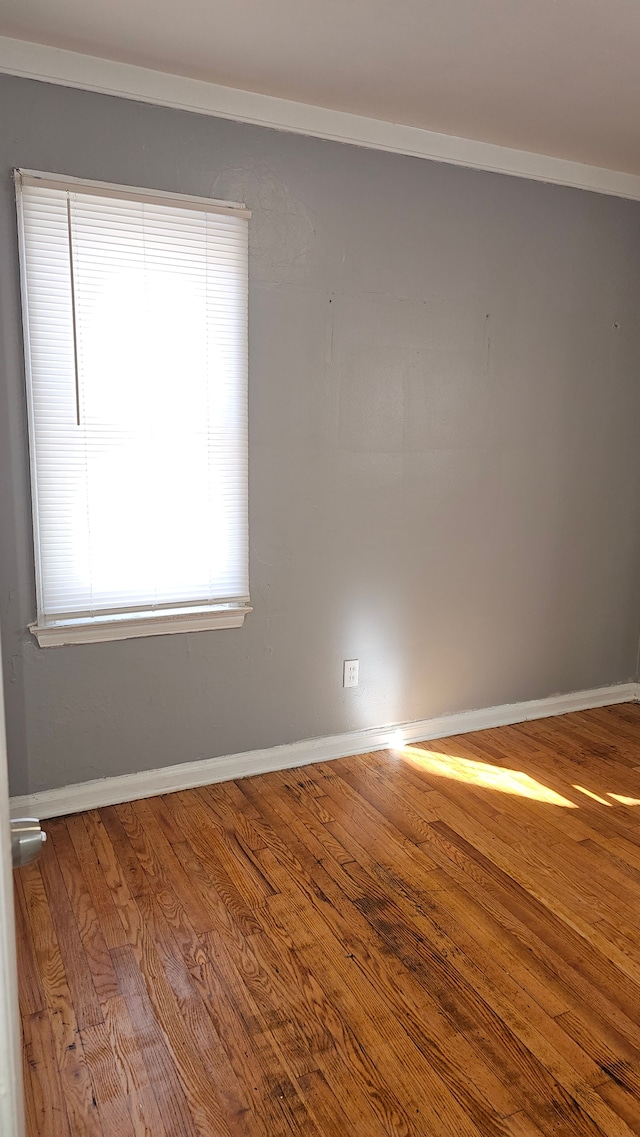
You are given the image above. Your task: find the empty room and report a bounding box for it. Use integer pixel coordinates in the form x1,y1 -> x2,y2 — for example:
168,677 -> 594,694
2,1 -> 640,1134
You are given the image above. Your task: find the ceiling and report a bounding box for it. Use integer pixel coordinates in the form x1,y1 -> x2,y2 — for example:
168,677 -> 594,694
2,0 -> 640,174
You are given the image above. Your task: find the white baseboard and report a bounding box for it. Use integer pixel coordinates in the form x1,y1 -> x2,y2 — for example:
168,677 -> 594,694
10,681 -> 639,821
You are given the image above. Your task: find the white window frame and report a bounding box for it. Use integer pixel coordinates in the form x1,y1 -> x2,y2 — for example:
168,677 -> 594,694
15,170 -> 252,647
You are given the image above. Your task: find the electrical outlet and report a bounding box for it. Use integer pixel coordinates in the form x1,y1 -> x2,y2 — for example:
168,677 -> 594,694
343,659 -> 359,688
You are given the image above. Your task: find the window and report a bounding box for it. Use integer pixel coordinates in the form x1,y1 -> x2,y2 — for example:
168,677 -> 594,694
15,170 -> 251,646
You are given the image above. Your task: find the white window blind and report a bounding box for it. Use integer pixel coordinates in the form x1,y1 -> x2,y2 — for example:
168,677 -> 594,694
16,171 -> 250,646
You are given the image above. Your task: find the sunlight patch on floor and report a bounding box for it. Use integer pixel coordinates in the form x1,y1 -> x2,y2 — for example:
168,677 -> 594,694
572,785 -> 612,806
394,745 -> 577,807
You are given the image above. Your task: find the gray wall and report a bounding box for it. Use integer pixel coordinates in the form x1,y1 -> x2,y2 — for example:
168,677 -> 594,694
2,73 -> 640,797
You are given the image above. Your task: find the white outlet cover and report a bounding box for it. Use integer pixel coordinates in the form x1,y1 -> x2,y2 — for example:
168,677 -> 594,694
343,659 -> 359,688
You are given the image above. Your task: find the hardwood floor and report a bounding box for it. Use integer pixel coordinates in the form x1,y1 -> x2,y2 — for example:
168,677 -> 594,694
15,704 -> 640,1136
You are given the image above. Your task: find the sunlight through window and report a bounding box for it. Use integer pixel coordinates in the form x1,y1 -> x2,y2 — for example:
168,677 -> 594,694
16,171 -> 250,645
394,745 -> 577,807
572,785 -> 612,807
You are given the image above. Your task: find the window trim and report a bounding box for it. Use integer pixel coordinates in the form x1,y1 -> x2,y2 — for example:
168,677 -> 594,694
29,604 -> 252,647
16,168 -> 251,217
16,170 -> 252,646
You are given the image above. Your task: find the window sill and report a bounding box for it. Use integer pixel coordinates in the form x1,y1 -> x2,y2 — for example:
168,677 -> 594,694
29,604 -> 252,647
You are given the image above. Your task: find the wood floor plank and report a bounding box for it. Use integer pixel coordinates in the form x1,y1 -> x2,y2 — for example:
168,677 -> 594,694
416,811 -> 640,1056
249,864 -> 488,1137
195,929 -> 335,1136
113,888 -> 238,1137
337,751 -> 640,1055
335,764 -> 575,1018
305,773 -> 637,1134
142,792 -> 187,846
80,1018 -> 138,1137
46,819 -> 119,1005
19,861 -> 104,1137
597,1081 -> 640,1137
181,836 -> 394,1136
188,935 -> 304,1137
97,807 -> 149,897
108,801 -> 212,970
240,769 -> 525,1126
115,798 -> 219,934
110,945 -> 200,1137
347,868 -> 631,1136
247,917 -> 434,1137
296,1068 -> 371,1137
16,704 -> 640,1136
38,829 -> 105,1028
101,994 -> 171,1137
66,813 -> 129,950
315,827 -> 609,1133
23,1009 -> 72,1137
485,725 -> 640,845
13,872 -> 45,1018
186,788 -> 276,907
135,886 -> 263,1135
430,812 -> 640,991
247,839 -> 524,1136
21,1032 -> 41,1137
82,809 -> 139,931
164,791 -> 265,932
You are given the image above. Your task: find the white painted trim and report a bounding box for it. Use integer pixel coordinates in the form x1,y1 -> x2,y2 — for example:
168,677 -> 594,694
30,605 -> 252,646
11,681 -> 639,820
1,38 -> 640,201
17,168 -> 250,217
0,630 -> 26,1137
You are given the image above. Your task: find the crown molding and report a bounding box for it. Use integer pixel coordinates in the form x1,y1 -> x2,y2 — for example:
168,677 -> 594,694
2,36 -> 640,201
